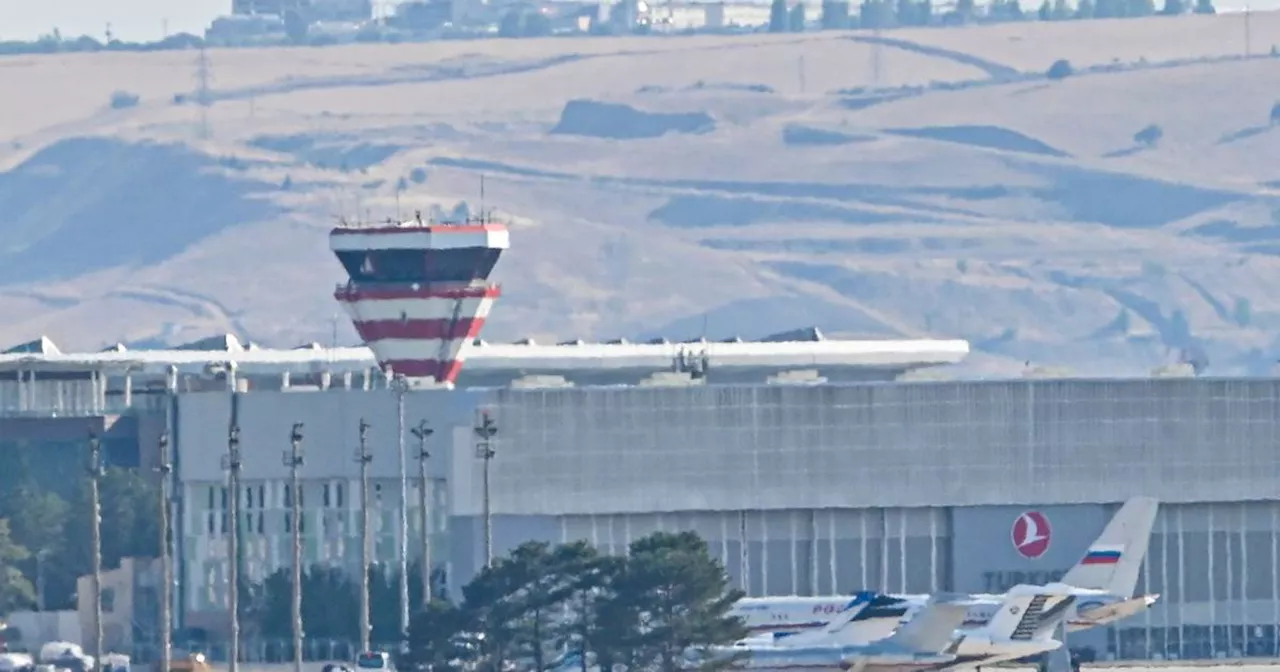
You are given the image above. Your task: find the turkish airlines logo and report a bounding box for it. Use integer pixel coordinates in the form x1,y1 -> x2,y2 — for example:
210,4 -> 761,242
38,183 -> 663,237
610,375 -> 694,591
1012,511 -> 1051,559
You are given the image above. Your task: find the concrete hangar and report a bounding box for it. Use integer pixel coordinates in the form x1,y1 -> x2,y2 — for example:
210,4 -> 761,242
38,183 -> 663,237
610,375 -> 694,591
3,332 -> 1280,663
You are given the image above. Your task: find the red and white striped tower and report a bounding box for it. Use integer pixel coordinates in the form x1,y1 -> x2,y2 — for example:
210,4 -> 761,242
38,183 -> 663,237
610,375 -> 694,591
330,216 -> 508,386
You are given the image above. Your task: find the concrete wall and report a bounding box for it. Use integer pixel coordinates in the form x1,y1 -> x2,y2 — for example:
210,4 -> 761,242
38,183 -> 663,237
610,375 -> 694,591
2,610 -> 81,649
77,559 -> 144,652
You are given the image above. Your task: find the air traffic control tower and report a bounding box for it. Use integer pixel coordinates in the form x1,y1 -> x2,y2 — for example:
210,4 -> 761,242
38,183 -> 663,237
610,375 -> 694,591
330,215 -> 508,386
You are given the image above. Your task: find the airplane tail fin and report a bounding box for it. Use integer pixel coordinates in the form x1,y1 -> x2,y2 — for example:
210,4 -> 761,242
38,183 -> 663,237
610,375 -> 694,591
986,584 -> 1076,642
1061,497 -> 1159,598
881,595 -> 971,653
772,591 -> 882,646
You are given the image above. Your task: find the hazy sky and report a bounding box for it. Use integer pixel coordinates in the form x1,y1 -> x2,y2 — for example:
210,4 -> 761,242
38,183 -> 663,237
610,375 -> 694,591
1,0 -> 228,42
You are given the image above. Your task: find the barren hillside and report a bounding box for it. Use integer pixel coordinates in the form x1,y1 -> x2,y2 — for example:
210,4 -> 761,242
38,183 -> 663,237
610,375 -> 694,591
1,13 -> 1278,376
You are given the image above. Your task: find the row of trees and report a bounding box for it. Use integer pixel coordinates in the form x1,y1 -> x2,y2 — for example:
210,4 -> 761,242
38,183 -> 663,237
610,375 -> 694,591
0,442 -> 747,670
225,531 -> 747,668
770,0 -> 1215,32
409,532 -> 746,672
0,442 -> 159,616
173,531 -> 746,668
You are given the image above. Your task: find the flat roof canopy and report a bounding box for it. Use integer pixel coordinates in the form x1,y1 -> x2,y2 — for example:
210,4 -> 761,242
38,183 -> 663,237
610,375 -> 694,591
0,338 -> 970,377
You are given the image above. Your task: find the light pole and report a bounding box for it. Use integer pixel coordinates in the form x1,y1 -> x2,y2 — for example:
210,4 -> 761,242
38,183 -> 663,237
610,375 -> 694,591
394,375 -> 410,650
221,420 -> 242,672
282,424 -> 305,672
473,410 -> 498,569
409,421 -> 433,605
355,418 -> 373,653
157,432 -> 173,672
35,550 -> 49,612
87,431 -> 104,671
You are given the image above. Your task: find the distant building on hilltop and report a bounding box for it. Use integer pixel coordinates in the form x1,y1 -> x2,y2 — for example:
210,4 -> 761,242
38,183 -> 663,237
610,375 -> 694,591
231,0 -> 373,22
232,0 -> 306,15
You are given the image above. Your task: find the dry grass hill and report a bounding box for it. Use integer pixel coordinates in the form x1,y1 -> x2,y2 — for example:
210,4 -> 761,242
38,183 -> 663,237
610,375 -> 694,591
1,14 -> 1279,376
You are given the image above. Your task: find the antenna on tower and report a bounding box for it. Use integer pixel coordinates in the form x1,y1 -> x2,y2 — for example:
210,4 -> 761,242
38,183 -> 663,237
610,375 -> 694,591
194,44 -> 213,140
480,174 -> 486,223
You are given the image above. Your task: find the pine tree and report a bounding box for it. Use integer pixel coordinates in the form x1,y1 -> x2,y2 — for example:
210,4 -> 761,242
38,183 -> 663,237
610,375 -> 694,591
898,0 -> 920,24
608,532 -> 747,672
769,0 -> 790,31
1127,0 -> 1155,17
916,0 -> 934,24
407,599 -> 471,670
788,3 -> 807,30
0,519 -> 34,615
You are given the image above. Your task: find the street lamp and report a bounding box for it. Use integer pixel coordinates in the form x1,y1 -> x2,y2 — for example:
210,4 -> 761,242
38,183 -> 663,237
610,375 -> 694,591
409,420 -> 433,605
355,419 -> 373,653
157,432 -> 173,672
221,421 -> 242,672
473,410 -> 498,569
86,430 -> 104,670
393,375 -> 410,650
282,424 -> 305,672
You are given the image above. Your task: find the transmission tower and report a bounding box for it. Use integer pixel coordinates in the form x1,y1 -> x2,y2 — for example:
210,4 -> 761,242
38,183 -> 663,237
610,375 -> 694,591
194,44 -> 213,140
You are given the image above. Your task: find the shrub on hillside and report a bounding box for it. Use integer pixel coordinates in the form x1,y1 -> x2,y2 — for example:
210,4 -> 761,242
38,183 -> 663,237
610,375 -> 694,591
1046,59 -> 1073,80
1134,124 -> 1163,147
109,90 -> 140,109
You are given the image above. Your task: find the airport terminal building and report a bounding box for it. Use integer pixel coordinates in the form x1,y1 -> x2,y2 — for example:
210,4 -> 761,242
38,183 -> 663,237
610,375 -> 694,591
3,334 -> 1279,661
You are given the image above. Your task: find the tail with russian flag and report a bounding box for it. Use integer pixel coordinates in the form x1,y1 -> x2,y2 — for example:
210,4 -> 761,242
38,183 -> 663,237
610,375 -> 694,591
1061,497 -> 1159,598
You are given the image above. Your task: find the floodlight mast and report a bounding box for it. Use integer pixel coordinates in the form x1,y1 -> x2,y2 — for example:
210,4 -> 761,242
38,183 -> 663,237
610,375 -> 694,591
473,411 -> 498,569
157,432 -> 174,672
356,418 -> 373,652
87,431 -> 104,672
283,423 -> 306,672
410,420 -> 434,605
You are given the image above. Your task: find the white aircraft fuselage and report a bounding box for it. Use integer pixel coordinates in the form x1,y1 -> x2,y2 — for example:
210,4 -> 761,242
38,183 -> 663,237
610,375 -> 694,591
732,590 -> 1157,639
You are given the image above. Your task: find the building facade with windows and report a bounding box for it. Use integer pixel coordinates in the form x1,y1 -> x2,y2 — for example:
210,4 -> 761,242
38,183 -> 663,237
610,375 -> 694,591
10,336 -> 1280,661
168,377 -> 1280,661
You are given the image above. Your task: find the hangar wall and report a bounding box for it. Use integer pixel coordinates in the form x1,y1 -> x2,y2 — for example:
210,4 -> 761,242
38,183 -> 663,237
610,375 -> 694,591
172,378 -> 1280,660
476,379 -> 1280,515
